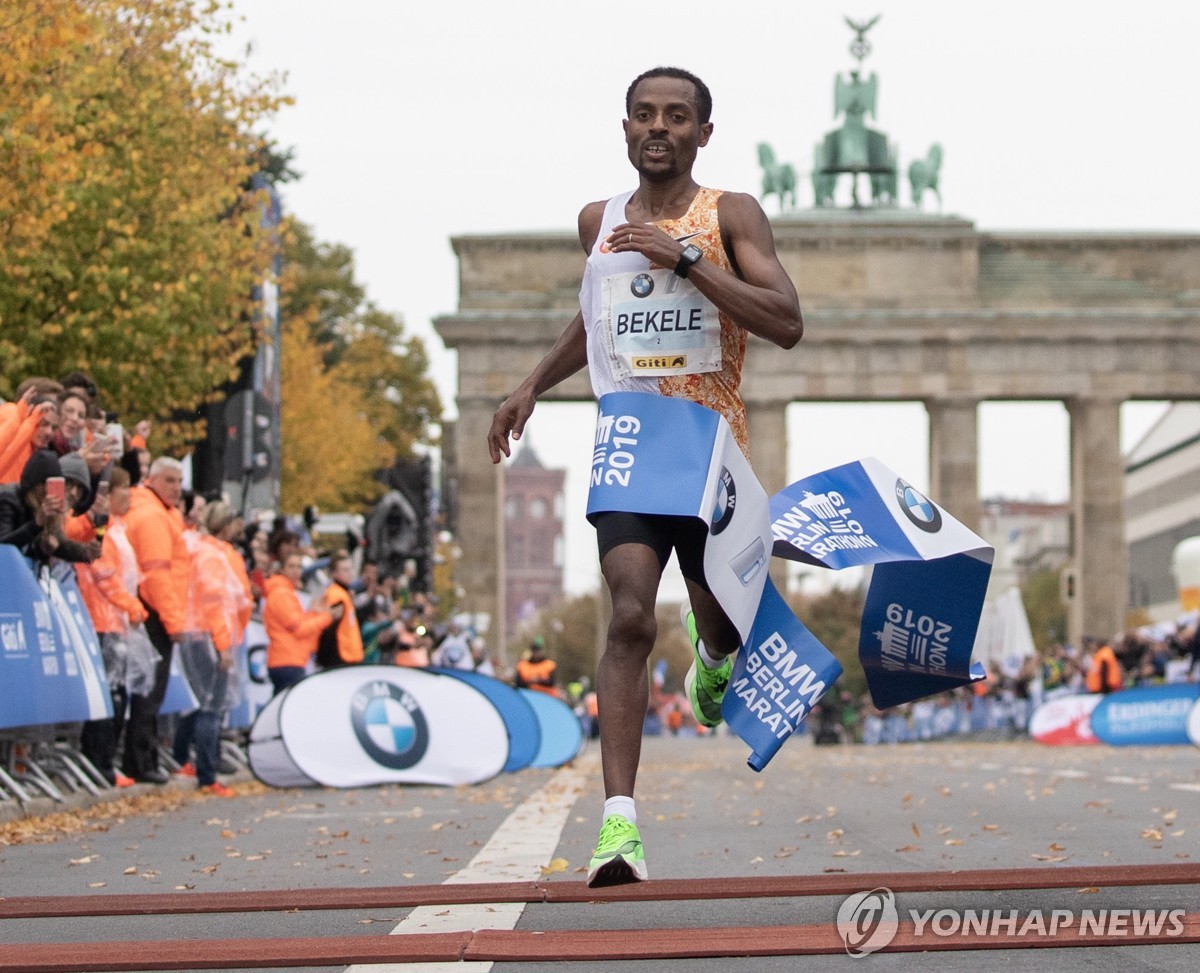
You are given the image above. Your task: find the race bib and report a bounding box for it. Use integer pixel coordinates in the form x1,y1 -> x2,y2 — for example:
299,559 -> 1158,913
601,270 -> 722,379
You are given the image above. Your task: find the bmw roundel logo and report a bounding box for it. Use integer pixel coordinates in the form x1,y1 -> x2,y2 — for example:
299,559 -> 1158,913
895,479 -> 942,532
709,467 -> 737,535
630,274 -> 654,298
350,680 -> 430,769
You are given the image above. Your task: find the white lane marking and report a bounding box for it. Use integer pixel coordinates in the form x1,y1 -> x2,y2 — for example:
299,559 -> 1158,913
1103,775 -> 1150,785
1169,782 -> 1200,793
346,751 -> 596,973
1053,769 -> 1090,779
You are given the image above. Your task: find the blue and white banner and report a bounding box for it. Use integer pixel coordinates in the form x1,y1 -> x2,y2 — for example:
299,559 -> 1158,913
431,667 -> 543,772
588,392 -> 838,770
771,457 -> 992,709
586,394 -> 993,770
587,392 -> 771,642
723,577 -> 843,770
1090,684 -> 1200,746
249,666 -> 510,788
1188,698 -> 1200,748
0,548 -> 111,729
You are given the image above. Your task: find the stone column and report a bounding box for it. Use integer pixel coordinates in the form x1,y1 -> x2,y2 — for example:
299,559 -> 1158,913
1067,397 -> 1126,648
747,401 -> 790,595
926,397 -> 980,532
453,396 -> 504,654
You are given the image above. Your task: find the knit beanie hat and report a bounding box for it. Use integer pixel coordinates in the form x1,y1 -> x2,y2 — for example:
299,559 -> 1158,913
19,449 -> 63,494
59,452 -> 92,491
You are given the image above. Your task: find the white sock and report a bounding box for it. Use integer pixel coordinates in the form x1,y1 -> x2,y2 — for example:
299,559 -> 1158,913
696,637 -> 727,670
604,795 -> 636,824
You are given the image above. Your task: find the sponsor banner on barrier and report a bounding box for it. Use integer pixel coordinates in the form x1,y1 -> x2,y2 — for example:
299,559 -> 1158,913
269,666 -> 509,787
0,548 -> 111,729
44,568 -> 112,721
431,667 -> 542,772
1188,699 -> 1200,748
517,688 -> 586,768
1090,683 -> 1200,746
771,458 -> 991,709
247,690 -> 319,789
225,619 -> 273,730
1029,693 -> 1103,746
722,577 -> 843,771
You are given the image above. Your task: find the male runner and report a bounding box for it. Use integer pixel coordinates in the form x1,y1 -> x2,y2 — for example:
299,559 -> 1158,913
487,66 -> 802,887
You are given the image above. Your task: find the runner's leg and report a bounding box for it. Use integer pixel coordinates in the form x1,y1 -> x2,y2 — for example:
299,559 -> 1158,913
596,541 -> 663,799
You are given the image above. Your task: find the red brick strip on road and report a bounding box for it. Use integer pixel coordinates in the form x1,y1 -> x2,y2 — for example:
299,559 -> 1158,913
2,914 -> 1199,971
2,862 -> 1198,919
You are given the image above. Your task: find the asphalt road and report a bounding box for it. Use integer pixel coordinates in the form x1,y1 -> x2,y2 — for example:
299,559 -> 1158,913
2,733 -> 1198,972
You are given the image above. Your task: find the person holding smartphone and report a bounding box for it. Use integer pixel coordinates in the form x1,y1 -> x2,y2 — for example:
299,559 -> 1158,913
0,450 -> 99,565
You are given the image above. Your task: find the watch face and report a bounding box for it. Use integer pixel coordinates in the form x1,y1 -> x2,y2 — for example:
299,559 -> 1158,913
682,244 -> 702,262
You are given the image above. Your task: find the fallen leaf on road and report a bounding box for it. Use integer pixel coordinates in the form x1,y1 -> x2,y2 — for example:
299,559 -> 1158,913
944,839 -> 963,846
539,857 -> 568,877
895,845 -> 921,853
912,823 -> 921,838
69,855 -> 96,866
1141,829 -> 1163,841
87,882 -> 106,888
1031,854 -> 1068,862
1078,886 -> 1100,894
123,866 -> 137,875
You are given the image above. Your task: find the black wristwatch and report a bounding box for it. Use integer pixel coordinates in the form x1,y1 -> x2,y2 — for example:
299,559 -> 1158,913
674,243 -> 703,278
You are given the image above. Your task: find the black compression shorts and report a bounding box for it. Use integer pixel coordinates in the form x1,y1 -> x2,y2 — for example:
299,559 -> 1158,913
591,511 -> 710,589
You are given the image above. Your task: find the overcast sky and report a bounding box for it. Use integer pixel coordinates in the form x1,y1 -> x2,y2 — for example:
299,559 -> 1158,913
228,1 -> 1197,595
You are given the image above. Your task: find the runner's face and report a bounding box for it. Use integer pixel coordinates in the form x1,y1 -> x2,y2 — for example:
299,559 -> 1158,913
623,77 -> 712,181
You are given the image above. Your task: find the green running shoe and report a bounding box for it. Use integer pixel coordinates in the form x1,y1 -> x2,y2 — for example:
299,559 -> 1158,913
681,603 -> 732,728
586,814 -> 647,887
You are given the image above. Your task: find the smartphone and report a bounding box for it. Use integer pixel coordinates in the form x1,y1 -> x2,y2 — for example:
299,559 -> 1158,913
105,421 -> 124,457
97,481 -> 110,499
45,476 -> 65,508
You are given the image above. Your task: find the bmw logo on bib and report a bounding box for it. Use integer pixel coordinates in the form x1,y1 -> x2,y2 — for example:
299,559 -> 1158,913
630,273 -> 654,298
895,479 -> 942,533
352,680 -> 429,769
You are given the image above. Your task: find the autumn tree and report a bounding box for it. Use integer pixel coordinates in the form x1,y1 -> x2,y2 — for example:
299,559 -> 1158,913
278,219 -> 442,511
0,0 -> 286,446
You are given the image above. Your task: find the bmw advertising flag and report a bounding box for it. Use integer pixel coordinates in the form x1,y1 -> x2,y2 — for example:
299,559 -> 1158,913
770,457 -> 992,709
587,392 -> 840,769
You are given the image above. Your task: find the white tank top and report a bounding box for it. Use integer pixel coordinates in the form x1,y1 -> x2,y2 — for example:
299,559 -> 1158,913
579,191 -> 657,399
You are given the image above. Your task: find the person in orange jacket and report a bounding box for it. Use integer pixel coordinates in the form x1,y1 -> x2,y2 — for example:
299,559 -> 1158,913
75,468 -> 144,788
516,636 -> 560,697
1085,636 -> 1124,695
204,504 -> 253,647
172,499 -> 245,796
264,551 -> 341,695
121,457 -> 190,783
0,381 -> 61,485
316,550 -> 364,669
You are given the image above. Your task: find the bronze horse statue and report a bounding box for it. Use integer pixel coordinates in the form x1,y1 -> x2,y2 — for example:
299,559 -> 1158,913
757,142 -> 796,212
909,143 -> 943,209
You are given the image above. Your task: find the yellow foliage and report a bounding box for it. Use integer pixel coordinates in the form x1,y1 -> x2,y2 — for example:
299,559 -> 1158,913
279,317 -> 391,513
0,0 -> 287,450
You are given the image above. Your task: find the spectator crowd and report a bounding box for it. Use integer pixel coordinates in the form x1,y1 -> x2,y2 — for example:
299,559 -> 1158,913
0,371 -> 505,802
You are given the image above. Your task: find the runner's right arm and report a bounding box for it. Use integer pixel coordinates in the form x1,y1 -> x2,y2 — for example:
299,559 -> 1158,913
487,202 -> 605,463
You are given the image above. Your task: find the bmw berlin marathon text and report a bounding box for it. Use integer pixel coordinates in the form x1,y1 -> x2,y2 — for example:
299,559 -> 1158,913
836,887 -> 1187,957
